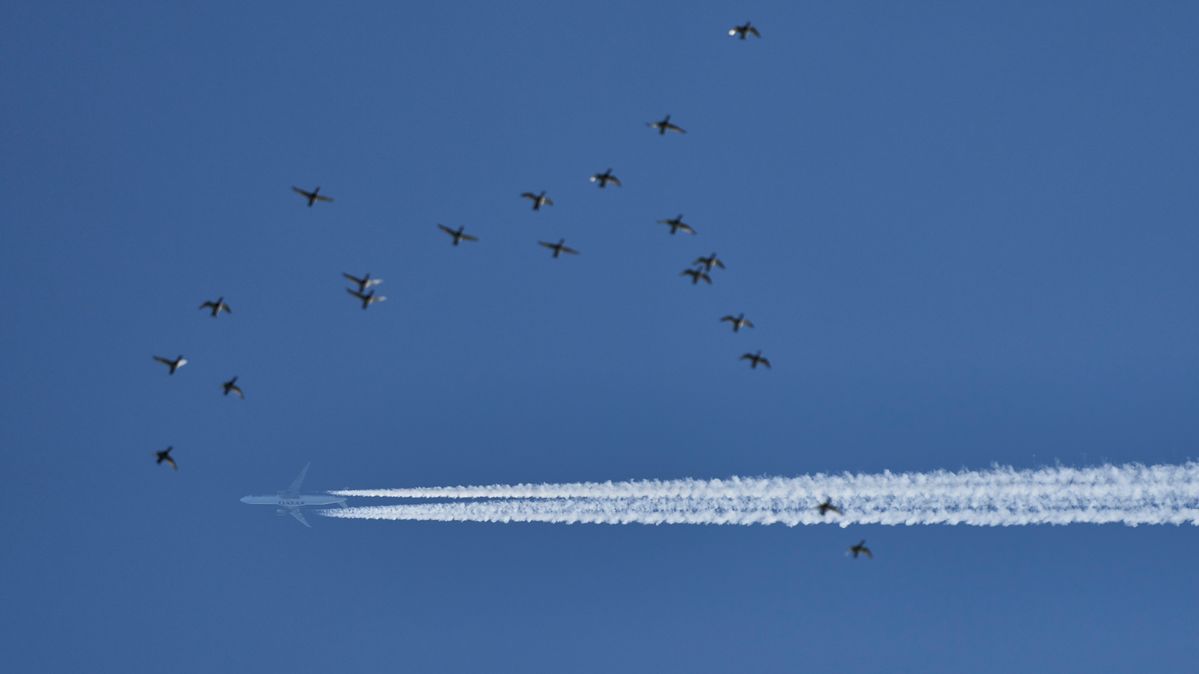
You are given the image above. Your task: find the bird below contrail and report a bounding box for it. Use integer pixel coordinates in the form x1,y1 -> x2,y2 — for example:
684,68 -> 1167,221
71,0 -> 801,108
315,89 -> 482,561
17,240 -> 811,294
323,463 -> 1199,527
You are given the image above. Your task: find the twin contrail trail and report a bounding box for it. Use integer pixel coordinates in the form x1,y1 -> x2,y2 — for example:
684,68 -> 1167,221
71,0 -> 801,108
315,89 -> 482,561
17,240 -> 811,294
322,462 -> 1199,527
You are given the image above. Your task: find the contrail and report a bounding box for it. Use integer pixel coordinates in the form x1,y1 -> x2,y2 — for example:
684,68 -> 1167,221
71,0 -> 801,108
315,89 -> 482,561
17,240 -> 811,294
324,462 -> 1199,527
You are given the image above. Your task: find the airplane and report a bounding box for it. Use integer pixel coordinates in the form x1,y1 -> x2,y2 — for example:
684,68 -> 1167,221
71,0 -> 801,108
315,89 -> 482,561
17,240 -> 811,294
438,224 -> 479,246
589,168 -> 622,188
521,191 -> 554,210
199,296 -> 232,317
292,185 -> 334,207
729,22 -> 761,40
648,114 -> 686,135
240,463 -> 346,528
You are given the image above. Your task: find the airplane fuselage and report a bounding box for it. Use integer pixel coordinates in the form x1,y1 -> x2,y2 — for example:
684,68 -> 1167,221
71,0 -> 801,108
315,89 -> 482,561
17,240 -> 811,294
240,494 -> 346,508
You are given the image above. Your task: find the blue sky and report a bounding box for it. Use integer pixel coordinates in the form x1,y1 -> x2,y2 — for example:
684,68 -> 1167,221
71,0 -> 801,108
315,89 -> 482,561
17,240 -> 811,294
2,1 -> 1198,671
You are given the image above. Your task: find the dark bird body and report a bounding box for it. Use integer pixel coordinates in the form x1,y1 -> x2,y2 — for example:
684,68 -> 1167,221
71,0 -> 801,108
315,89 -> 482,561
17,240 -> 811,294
438,224 -> 479,246
292,185 -> 334,207
849,540 -> 873,559
590,168 -> 622,188
817,499 -> 841,516
720,313 -> 754,332
521,191 -> 554,211
222,376 -> 244,399
155,446 -> 177,470
539,239 -> 579,258
740,351 -> 771,369
729,22 -> 761,39
199,297 -> 232,317
153,354 -> 188,375
648,114 -> 686,135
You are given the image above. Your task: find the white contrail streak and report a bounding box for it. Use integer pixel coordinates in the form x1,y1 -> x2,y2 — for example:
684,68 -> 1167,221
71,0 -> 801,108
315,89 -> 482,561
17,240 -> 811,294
324,463 -> 1199,527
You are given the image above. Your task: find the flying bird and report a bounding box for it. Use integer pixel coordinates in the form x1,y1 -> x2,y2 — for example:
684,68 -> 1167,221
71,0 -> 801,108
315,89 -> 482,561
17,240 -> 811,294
681,267 -> 712,285
342,272 -> 383,294
347,288 -> 387,310
817,498 -> 842,516
589,168 -> 622,188
539,239 -> 579,258
222,376 -> 244,399
740,351 -> 771,369
153,355 -> 188,375
155,446 -> 177,471
720,313 -> 754,332
292,185 -> 334,207
693,253 -> 726,271
521,191 -> 554,211
648,114 -> 686,135
848,540 -> 873,559
199,297 -> 232,317
729,22 -> 761,39
437,224 -> 478,246
658,214 -> 696,235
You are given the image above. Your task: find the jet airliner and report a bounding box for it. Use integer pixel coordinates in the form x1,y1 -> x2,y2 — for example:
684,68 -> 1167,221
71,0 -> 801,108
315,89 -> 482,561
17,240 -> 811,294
240,463 -> 346,528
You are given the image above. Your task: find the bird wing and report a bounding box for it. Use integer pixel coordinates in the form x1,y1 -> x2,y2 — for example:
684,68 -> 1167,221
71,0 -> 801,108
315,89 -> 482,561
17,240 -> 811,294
231,385 -> 244,399
668,123 -> 686,134
165,456 -> 178,471
744,319 -> 755,328
760,358 -> 772,368
199,301 -> 214,309
221,304 -> 232,314
153,356 -> 172,366
315,194 -> 334,202
680,224 -> 696,234
720,316 -> 735,323
609,176 -> 622,186
346,288 -> 367,300
749,26 -> 761,37
461,233 -> 479,242
701,273 -> 712,284
520,192 -> 535,199
538,241 -> 554,249
292,186 -> 312,198
861,547 -> 872,559
437,224 -> 454,235
740,353 -> 753,361
714,259 -> 726,269
342,272 -> 365,285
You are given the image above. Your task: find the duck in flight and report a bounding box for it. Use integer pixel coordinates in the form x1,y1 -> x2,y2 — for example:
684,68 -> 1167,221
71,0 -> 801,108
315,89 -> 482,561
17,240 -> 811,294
817,498 -> 841,516
729,21 -> 761,39
347,288 -> 387,310
681,267 -> 713,285
589,168 -> 622,188
437,224 -> 478,246
342,272 -> 383,294
292,185 -> 334,207
155,446 -> 177,471
740,351 -> 771,369
848,540 -> 873,559
720,313 -> 754,332
199,297 -> 232,317
153,355 -> 188,375
521,191 -> 554,211
539,239 -> 579,258
222,376 -> 244,399
648,114 -> 686,135
693,253 -> 725,271
658,214 -> 696,235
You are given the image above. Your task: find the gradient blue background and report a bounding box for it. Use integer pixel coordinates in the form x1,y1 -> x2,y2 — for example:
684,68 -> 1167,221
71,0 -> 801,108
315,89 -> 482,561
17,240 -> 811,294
2,2 -> 1197,671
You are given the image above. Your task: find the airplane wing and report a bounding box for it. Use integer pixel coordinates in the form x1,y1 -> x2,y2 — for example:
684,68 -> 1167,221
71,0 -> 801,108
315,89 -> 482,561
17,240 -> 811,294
285,462 -> 310,496
289,509 -> 311,528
